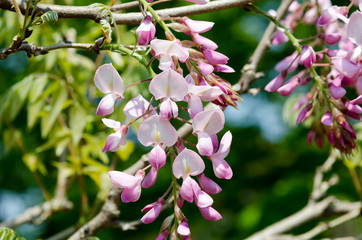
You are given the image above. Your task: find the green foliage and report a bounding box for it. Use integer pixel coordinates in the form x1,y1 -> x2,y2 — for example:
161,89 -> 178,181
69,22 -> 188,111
0,228 -> 25,240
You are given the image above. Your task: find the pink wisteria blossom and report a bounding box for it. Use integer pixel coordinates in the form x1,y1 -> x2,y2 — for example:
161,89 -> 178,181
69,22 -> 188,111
138,115 -> 178,188
141,197 -> 164,224
109,170 -> 145,202
150,39 -> 189,70
136,15 -> 156,45
102,118 -> 128,152
94,64 -> 125,116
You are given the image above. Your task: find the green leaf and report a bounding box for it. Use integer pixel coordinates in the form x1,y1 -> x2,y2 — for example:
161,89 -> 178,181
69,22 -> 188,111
40,82 -> 68,138
69,104 -> 87,146
22,153 -> 47,175
27,99 -> 45,130
0,227 -> 26,240
40,11 -> 58,23
36,128 -> 71,153
0,76 -> 33,122
28,74 -> 48,103
3,128 -> 20,154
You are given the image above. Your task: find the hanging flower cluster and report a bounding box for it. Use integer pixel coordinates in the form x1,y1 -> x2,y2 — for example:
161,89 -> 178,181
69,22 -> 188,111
265,0 -> 362,154
93,1 -> 239,238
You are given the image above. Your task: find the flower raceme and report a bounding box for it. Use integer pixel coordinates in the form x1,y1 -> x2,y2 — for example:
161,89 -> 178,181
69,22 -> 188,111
265,0 -> 362,153
93,7 -> 237,238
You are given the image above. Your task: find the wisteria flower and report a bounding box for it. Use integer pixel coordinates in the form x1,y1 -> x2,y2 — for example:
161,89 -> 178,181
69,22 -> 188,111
109,170 -> 145,202
102,118 -> 128,152
94,64 -> 125,116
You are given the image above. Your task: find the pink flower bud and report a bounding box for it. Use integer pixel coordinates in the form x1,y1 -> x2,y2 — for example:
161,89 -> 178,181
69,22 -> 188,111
197,173 -> 222,195
136,16 -> 156,45
296,103 -> 312,124
142,167 -> 158,188
198,61 -> 214,76
321,33 -> 341,45
278,78 -> 299,96
141,198 -> 164,224
199,206 -> 222,221
272,30 -> 288,45
156,230 -> 169,240
202,50 -> 229,65
300,45 -> 316,68
321,111 -> 333,126
213,64 -> 235,73
177,220 -> 191,236
265,73 -> 286,92
329,82 -> 346,99
192,34 -> 218,50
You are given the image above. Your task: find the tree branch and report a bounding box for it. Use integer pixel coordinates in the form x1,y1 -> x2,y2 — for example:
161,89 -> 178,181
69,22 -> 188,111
0,0 -> 256,25
0,199 -> 73,228
236,0 -> 293,94
246,151 -> 361,240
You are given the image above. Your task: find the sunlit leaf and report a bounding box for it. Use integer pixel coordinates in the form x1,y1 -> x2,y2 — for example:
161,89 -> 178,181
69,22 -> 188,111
40,82 -> 68,138
0,227 -> 26,240
22,153 -> 47,175
69,104 -> 87,146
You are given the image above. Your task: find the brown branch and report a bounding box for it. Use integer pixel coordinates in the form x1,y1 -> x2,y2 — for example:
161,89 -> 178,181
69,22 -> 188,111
245,150 -> 361,240
0,0 -> 256,25
0,199 -> 73,228
236,0 -> 293,94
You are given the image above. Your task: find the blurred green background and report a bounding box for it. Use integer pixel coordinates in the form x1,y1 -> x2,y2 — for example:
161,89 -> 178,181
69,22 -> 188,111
1,0 -> 361,239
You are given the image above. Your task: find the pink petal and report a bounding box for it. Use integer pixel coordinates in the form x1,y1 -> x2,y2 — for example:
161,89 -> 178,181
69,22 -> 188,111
192,108 -> 225,135
123,94 -> 152,119
180,176 -> 194,202
102,132 -> 122,152
96,94 -> 118,116
188,85 -> 223,102
213,64 -> 235,73
351,95 -> 362,105
94,63 -> 124,96
272,30 -> 288,45
203,49 -> 229,65
136,16 -> 156,45
198,61 -> 214,76
102,118 -> 121,130
108,170 -> 141,189
137,115 -> 178,146
300,45 -> 316,68
188,95 -> 203,119
149,145 -> 166,170
347,11 -> 362,45
149,69 -> 188,101
150,39 -> 189,63
160,98 -> 178,120
199,206 -> 222,221
215,131 -> 232,159
141,198 -> 164,224
329,82 -> 346,99
332,57 -> 360,79
211,157 -> 232,179
142,167 -> 158,188
321,111 -> 333,126
183,17 -> 214,33
274,51 -> 299,73
296,103 -> 312,124
121,184 -> 141,202
197,173 -> 222,195
192,34 -> 218,50
173,149 -> 205,179
265,74 -> 285,92
193,186 -> 213,208
177,220 -> 190,236
196,132 -> 214,156
278,79 -> 299,96
156,230 -> 169,240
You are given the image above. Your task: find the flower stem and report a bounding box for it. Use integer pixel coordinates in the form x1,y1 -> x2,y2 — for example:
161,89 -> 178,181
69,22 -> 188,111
100,44 -> 155,78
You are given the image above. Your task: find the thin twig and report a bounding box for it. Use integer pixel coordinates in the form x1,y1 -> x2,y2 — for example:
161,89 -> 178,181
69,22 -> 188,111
236,0 -> 294,94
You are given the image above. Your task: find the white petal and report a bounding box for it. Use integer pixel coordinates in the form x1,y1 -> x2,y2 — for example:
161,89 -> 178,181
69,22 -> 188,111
94,63 -> 124,96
